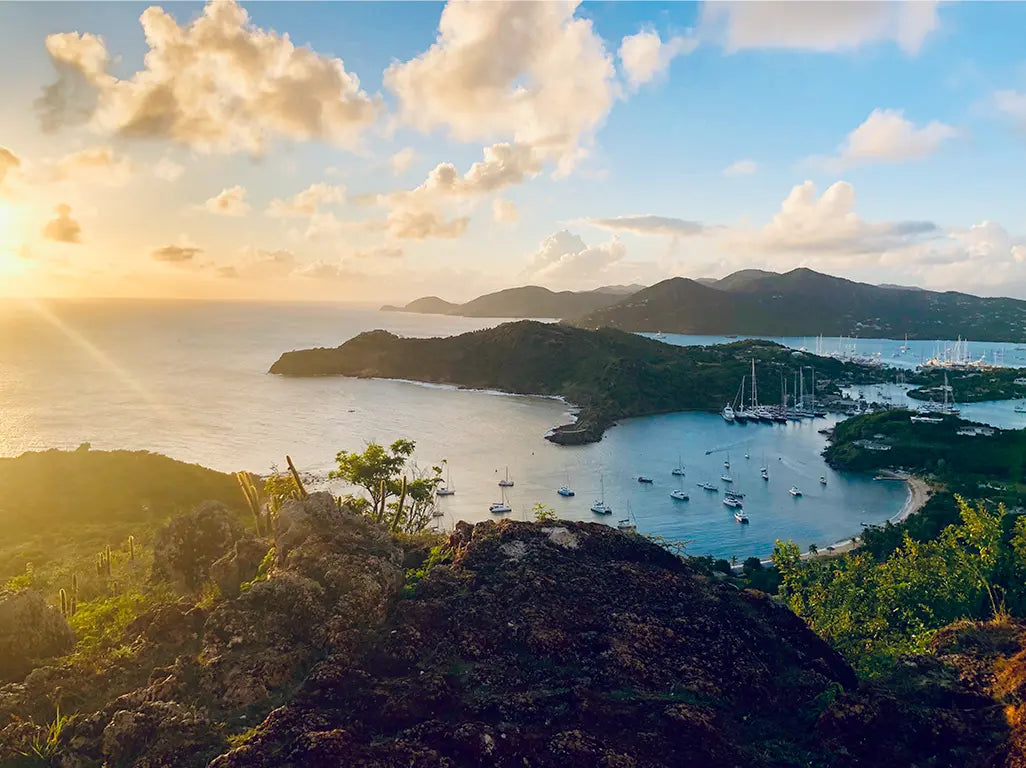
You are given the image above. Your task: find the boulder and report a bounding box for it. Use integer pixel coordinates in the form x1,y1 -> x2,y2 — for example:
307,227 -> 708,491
0,589 -> 75,682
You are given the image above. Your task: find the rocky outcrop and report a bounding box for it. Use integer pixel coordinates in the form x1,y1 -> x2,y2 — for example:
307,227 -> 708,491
0,589 -> 74,683
6,506 -> 1026,767
151,501 -> 251,593
210,519 -> 859,767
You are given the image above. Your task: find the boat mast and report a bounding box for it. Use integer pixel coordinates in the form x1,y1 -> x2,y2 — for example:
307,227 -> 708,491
751,359 -> 758,408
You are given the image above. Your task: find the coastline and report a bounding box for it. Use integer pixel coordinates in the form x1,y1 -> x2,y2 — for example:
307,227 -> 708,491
742,472 -> 933,569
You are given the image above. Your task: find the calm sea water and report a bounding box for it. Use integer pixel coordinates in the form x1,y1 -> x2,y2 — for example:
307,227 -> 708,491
0,299 -> 918,559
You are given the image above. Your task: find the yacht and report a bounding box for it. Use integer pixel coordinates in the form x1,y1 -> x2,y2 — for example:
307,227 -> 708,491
760,467 -> 769,481
789,486 -> 802,497
617,518 -> 637,532
436,465 -> 455,496
722,404 -> 736,423
910,413 -> 944,424
591,477 -> 612,515
489,485 -> 512,514
557,470 -> 575,497
670,489 -> 689,501
820,476 -> 827,485
723,495 -> 742,509
720,474 -> 733,483
697,481 -> 718,492
498,466 -> 514,487
734,510 -> 750,524
1015,401 -> 1026,414
723,454 -> 730,469
637,475 -> 654,484
671,454 -> 686,476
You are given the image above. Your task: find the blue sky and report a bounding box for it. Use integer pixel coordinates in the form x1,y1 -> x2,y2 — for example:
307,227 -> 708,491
0,0 -> 1024,301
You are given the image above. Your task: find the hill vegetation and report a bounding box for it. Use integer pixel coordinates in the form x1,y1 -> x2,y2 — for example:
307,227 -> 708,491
574,268 -> 1026,342
381,285 -> 630,319
270,320 -> 888,444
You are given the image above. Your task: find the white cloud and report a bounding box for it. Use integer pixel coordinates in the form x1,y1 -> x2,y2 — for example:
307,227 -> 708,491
45,145 -> 134,186
619,29 -> 695,89
267,183 -> 345,218
492,198 -> 518,223
42,0 -> 380,154
384,1 -> 617,171
585,215 -> 705,237
525,230 -> 627,287
822,108 -> 957,167
701,0 -> 940,55
203,186 -> 249,217
42,203 -> 82,243
220,248 -> 298,280
154,157 -> 184,182
387,209 -> 468,240
723,159 -> 757,177
151,244 -> 201,263
994,89 -> 1026,127
390,147 -> 416,175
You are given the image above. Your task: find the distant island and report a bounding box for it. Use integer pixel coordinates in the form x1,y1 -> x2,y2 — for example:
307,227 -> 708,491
386,268 -> 1026,342
270,321 -> 887,444
380,284 -> 643,319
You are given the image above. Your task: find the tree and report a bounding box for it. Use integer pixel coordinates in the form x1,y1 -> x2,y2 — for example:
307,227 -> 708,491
533,503 -> 556,523
330,440 -> 442,533
742,556 -> 763,575
808,543 -> 818,555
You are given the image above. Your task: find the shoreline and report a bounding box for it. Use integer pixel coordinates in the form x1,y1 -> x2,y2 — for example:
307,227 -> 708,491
741,472 -> 933,569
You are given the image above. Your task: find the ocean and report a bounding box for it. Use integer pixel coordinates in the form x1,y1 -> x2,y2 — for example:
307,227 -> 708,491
1,299 -> 924,559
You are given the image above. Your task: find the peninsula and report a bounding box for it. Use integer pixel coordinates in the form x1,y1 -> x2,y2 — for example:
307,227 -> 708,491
270,321 -> 887,444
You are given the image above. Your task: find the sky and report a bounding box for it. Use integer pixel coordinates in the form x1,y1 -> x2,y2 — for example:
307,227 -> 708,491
0,0 -> 1024,303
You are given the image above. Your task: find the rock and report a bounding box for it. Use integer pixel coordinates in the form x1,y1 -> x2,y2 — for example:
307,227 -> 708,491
101,700 -> 226,767
210,537 -> 270,598
151,501 -> 245,592
0,588 -> 75,682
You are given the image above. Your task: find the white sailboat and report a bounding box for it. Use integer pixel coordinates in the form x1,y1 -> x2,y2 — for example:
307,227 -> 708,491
591,476 -> 612,515
671,453 -> 686,476
436,464 -> 455,496
617,502 -> 637,532
498,466 -> 514,487
489,486 -> 511,514
557,469 -> 575,497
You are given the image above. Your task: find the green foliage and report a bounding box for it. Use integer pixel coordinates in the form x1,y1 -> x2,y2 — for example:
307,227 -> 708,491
773,498 -> 1021,676
533,503 -> 557,523
14,706 -> 72,764
401,543 -> 453,598
712,559 -> 733,575
68,588 -> 173,666
330,440 -> 442,534
240,546 -> 276,593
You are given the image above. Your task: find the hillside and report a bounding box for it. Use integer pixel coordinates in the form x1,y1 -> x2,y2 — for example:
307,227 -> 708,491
574,268 -> 1026,342
270,321 -> 887,443
381,285 -> 625,319
3,497 -> 1022,767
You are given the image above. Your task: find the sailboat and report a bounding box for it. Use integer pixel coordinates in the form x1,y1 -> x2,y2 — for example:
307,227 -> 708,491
498,466 -> 514,487
697,481 -> 718,492
671,453 -> 686,476
617,502 -> 637,532
760,454 -> 769,481
732,376 -> 749,423
489,486 -> 511,514
591,476 -> 612,515
670,471 -> 689,501
557,470 -> 575,497
436,464 -> 455,496
789,486 -> 803,497
722,403 -> 736,423
723,453 -> 730,469
734,509 -> 749,524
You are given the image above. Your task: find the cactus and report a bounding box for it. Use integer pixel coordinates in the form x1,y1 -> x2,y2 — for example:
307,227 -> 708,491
375,479 -> 387,523
236,471 -> 265,535
390,476 -> 408,533
128,535 -> 135,561
285,455 -> 309,499
59,588 -> 68,617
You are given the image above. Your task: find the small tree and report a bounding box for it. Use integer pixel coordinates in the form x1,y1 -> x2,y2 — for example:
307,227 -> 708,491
808,543 -> 819,556
742,556 -> 764,575
533,503 -> 557,523
330,440 -> 442,533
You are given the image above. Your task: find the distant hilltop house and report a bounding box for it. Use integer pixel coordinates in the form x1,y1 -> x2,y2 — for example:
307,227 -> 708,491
1014,377 -> 1026,386
957,426 -> 997,437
